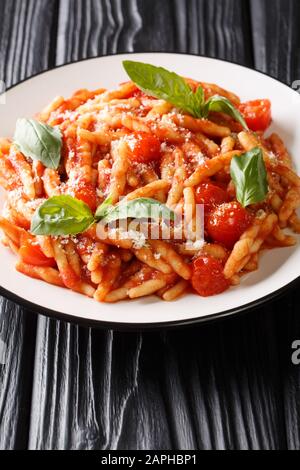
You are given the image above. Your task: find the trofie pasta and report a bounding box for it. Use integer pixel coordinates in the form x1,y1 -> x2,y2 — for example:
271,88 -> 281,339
0,61 -> 299,303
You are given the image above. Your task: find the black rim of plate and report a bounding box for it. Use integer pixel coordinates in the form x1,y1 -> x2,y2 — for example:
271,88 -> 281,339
1,51 -> 299,331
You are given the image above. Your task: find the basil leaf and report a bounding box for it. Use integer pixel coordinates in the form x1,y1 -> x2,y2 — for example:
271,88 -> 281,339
194,85 -> 205,110
123,61 -> 202,118
203,95 -> 248,130
230,148 -> 268,207
98,198 -> 175,225
95,196 -> 114,219
14,118 -> 62,169
31,195 -> 94,236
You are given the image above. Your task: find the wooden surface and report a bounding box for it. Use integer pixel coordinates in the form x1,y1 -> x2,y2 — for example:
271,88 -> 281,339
0,0 -> 300,450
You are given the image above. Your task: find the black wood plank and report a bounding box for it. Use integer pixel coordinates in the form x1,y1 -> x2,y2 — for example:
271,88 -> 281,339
250,0 -> 300,450
26,0 -> 292,450
135,0 -> 254,66
55,0 -> 144,63
0,0 -> 59,85
0,0 -> 59,450
275,290 -> 300,450
250,0 -> 300,84
0,300 -> 37,449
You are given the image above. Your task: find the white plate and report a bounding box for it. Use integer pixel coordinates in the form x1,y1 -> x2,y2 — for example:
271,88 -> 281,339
0,53 -> 300,329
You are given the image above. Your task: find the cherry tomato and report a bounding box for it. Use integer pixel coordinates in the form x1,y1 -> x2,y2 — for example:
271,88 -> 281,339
207,202 -> 253,249
239,99 -> 272,132
74,182 -> 98,212
191,256 -> 230,297
195,183 -> 229,215
128,132 -> 161,163
19,240 -> 56,268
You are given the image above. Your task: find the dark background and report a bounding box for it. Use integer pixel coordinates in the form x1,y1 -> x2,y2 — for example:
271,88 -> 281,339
0,0 -> 300,450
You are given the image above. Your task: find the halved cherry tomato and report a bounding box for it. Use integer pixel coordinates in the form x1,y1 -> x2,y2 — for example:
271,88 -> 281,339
239,99 -> 272,132
195,183 -> 229,215
74,182 -> 98,212
191,256 -> 230,297
128,132 -> 161,163
207,202 -> 253,249
19,240 -> 56,268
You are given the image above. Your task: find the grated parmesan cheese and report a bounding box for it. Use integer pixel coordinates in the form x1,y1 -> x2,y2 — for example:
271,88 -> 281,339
160,142 -> 168,152
185,239 -> 205,251
109,228 -> 147,250
125,230 -> 147,249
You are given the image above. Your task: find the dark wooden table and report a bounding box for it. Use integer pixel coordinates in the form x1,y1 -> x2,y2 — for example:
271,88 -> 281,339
0,0 -> 300,450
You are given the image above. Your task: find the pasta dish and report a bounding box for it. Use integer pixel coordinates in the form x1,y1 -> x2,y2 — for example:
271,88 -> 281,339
0,61 -> 299,303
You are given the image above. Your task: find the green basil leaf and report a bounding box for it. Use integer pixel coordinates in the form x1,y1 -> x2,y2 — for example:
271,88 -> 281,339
194,85 -> 205,110
98,198 -> 175,225
31,195 -> 94,236
95,196 -> 114,220
230,147 -> 268,207
203,95 -> 248,130
14,118 -> 62,169
123,60 -> 203,118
